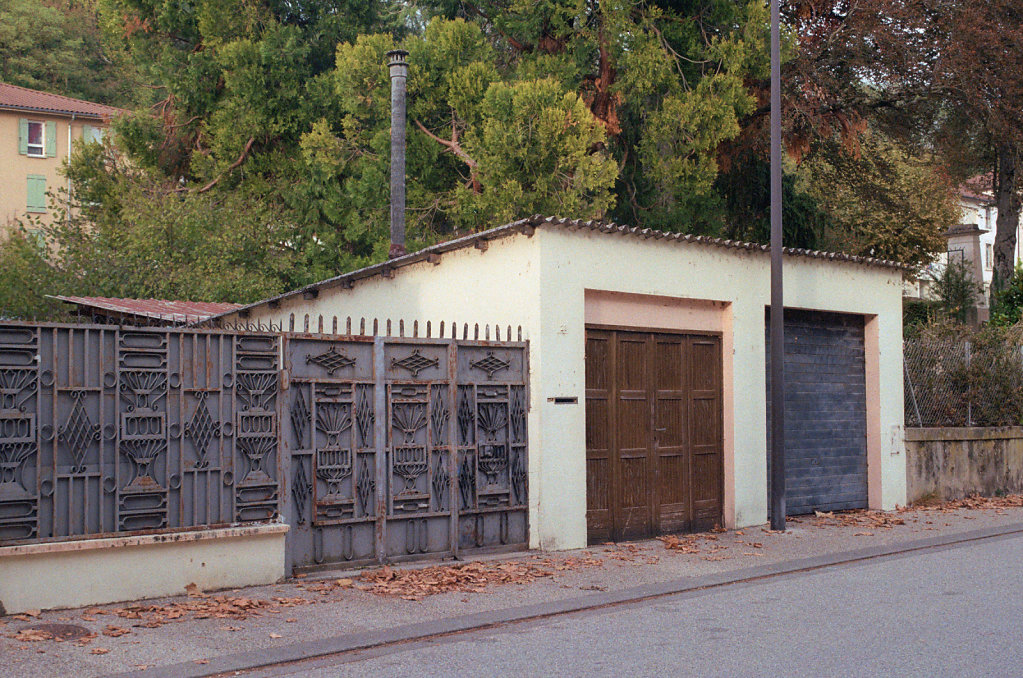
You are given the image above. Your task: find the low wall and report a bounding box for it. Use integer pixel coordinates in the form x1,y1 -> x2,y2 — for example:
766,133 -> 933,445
0,523 -> 288,615
905,427 -> 1023,504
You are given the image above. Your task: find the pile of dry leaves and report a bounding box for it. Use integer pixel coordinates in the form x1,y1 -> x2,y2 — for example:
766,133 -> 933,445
809,510 -> 906,529
356,556 -> 602,600
919,494 -> 1023,511
77,588 -> 313,629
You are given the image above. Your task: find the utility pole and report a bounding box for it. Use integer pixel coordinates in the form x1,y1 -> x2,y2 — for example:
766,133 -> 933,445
769,0 -> 786,531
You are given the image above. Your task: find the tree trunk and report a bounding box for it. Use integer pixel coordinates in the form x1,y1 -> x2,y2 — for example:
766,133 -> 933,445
992,143 -> 1021,299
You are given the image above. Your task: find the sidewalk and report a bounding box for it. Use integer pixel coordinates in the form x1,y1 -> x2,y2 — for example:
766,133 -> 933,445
3,498 -> 1023,678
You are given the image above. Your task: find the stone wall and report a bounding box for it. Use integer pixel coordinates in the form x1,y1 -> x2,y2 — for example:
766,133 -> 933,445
905,427 -> 1023,503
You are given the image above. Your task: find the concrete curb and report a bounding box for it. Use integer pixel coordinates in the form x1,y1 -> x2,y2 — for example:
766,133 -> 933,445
115,523 -> 1023,678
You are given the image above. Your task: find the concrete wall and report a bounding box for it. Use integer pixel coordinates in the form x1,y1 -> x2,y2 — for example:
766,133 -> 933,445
0,111 -> 106,235
235,227 -> 907,550
905,427 -> 1023,503
0,524 -> 287,614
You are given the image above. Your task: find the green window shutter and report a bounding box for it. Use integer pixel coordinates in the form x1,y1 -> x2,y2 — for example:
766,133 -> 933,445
26,175 -> 46,212
45,121 -> 57,157
18,118 -> 28,155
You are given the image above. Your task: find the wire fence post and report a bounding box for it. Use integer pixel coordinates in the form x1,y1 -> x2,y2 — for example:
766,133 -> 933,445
965,340 -> 972,427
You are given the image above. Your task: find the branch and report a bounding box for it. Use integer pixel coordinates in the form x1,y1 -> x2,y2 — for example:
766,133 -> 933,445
414,119 -> 477,168
197,137 -> 255,193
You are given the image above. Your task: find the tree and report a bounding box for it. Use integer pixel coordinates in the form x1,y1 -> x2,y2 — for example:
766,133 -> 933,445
798,132 -> 960,268
782,0 -> 1023,289
0,0 -> 134,105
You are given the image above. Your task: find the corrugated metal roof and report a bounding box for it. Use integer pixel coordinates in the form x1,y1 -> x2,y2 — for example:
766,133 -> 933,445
208,214 -> 910,323
0,83 -> 124,119
51,296 -> 242,322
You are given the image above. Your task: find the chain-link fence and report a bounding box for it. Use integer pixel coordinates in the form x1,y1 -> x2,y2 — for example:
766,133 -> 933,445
905,334 -> 1023,427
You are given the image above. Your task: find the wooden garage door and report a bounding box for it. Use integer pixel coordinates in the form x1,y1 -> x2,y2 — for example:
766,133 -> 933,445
766,310 -> 868,515
585,329 -> 723,543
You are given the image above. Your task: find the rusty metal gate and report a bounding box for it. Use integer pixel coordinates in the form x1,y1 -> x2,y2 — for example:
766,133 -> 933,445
282,333 -> 529,570
1,320 -> 529,571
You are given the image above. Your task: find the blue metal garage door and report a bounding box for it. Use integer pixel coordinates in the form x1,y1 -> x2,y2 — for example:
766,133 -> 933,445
767,310 -> 868,515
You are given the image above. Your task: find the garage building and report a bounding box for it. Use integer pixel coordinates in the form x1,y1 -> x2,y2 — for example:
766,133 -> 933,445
210,215 -> 907,550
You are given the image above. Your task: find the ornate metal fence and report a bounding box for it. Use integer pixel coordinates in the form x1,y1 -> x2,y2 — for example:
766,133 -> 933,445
0,320 -> 529,571
282,333 -> 529,570
0,323 -> 280,543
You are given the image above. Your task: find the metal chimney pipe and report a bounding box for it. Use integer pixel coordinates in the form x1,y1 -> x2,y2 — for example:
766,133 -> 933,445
387,49 -> 409,259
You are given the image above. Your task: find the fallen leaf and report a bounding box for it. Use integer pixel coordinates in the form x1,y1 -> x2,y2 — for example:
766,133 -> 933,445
269,632 -> 282,639
90,648 -> 110,655
184,583 -> 204,598
14,629 -> 53,642
194,659 -> 209,665
102,625 -> 131,638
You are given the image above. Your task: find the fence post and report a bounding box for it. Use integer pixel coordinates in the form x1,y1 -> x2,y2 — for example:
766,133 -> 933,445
373,335 -> 387,563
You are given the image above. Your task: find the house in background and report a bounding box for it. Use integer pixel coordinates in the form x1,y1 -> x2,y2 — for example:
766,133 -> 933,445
0,83 -> 122,238
907,175 -> 1023,322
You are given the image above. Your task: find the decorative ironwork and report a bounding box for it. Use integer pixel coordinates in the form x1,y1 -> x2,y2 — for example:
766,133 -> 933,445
458,452 -> 476,510
0,321 -> 528,569
469,351 -> 511,380
184,392 -> 220,468
392,403 -> 426,445
306,345 -> 356,375
316,403 -> 352,446
0,368 -> 36,411
477,402 -> 507,442
391,349 -> 439,377
457,386 -> 474,446
316,448 -> 353,496
0,442 -> 35,496
430,385 -> 449,445
355,385 -> 374,447
291,387 -> 309,448
393,446 -> 428,493
59,391 -> 100,473
120,371 -> 167,412
236,372 -> 277,411
478,444 -> 508,483
292,457 -> 312,524
356,454 -> 374,516
237,436 -> 275,482
511,449 -> 527,505
432,452 -> 449,511
121,438 -> 166,489
510,387 -> 526,443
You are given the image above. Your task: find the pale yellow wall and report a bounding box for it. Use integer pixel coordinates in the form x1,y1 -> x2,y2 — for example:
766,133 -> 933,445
0,110 -> 107,237
0,524 -> 287,614
233,227 -> 906,550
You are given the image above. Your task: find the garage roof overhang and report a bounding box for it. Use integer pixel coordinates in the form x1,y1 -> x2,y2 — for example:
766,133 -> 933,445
207,215 -> 911,323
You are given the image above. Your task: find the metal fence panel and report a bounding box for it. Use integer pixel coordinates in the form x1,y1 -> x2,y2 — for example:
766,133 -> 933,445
282,334 -> 528,570
2,320 -> 530,572
0,323 -> 280,544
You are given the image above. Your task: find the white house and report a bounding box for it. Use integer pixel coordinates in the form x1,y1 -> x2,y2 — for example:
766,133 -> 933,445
210,216 -> 908,551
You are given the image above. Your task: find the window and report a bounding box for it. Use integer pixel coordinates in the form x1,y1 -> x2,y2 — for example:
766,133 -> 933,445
19,119 -> 56,157
26,121 -> 44,157
83,125 -> 105,144
26,175 -> 46,213
986,243 -> 994,270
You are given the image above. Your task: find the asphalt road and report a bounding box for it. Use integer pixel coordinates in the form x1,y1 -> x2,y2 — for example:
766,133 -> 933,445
251,532 -> 1023,678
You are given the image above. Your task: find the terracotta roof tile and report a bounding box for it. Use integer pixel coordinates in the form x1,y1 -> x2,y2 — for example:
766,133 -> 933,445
0,83 -> 124,119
